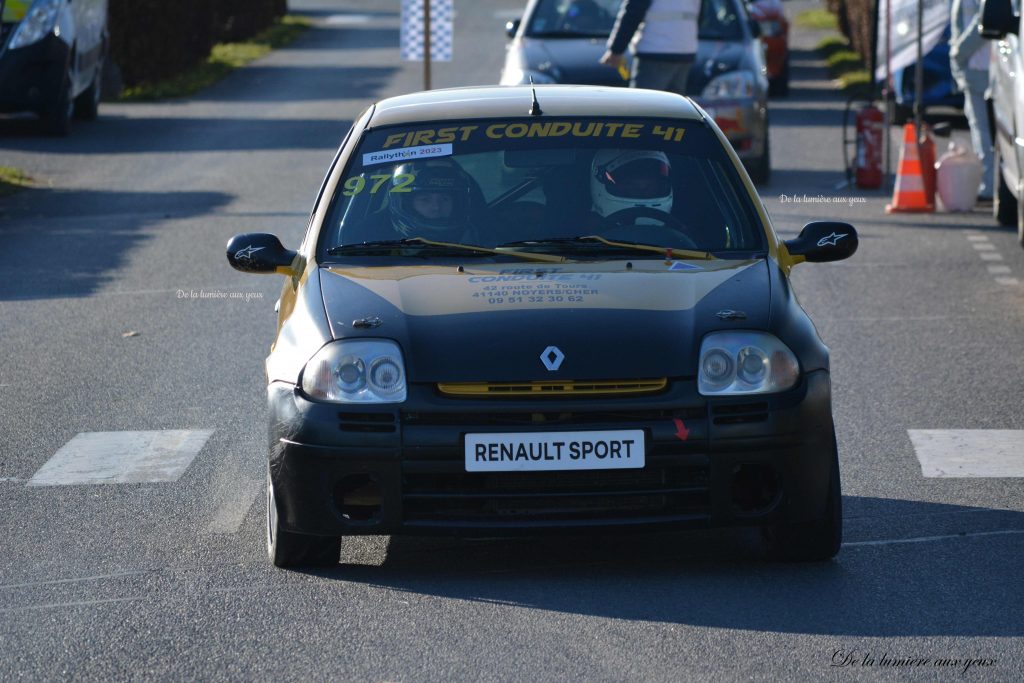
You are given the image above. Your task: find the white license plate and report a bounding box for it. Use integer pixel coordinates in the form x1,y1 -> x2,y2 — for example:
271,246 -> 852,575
465,430 -> 645,472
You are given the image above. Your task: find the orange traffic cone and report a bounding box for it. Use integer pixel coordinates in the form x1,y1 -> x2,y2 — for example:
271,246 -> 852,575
886,123 -> 935,213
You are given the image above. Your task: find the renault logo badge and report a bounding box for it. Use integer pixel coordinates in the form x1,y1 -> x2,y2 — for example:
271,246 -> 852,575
540,346 -> 565,371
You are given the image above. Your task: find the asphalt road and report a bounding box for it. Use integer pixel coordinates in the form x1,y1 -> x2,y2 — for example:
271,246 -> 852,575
1,0 -> 1022,680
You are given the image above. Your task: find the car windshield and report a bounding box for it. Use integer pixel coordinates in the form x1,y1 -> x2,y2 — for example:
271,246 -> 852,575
525,0 -> 745,41
319,116 -> 765,262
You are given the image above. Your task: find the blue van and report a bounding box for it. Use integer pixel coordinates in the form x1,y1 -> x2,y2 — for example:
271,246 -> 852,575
884,24 -> 965,123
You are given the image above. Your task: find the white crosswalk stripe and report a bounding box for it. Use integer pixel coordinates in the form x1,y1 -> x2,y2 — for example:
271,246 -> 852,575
28,430 -> 213,486
908,429 -> 1024,477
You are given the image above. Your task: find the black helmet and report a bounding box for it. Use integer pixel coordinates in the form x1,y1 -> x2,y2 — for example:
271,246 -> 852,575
389,163 -> 472,238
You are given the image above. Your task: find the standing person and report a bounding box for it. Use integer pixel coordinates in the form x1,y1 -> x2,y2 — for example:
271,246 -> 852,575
598,0 -> 700,95
950,0 -> 994,201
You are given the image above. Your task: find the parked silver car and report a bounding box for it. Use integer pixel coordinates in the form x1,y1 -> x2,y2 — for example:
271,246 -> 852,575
500,0 -> 771,183
0,0 -> 108,135
980,0 -> 1023,245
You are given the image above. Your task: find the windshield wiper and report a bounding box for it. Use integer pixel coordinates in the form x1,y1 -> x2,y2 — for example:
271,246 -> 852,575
497,235 -> 716,260
526,30 -> 609,39
327,237 -> 570,263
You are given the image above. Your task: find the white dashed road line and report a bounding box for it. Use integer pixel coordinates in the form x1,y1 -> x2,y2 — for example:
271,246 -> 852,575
965,230 -> 1019,283
908,429 -> 1024,477
28,430 -> 213,486
844,529 -> 1024,548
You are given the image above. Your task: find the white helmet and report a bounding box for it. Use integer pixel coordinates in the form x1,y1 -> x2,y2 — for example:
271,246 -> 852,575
590,149 -> 673,219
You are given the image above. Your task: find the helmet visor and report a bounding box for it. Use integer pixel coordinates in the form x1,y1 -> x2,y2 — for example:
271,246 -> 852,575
599,158 -> 671,199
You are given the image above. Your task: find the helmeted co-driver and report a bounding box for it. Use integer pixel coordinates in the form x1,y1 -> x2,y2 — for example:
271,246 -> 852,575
387,162 -> 475,241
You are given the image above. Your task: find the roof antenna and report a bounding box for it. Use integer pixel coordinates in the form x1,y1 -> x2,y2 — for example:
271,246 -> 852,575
529,77 -> 543,116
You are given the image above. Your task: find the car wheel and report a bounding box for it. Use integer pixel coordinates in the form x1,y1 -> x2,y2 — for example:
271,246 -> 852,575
73,64 -> 102,121
763,430 -> 842,562
747,129 -> 771,185
993,144 -> 1018,227
1017,180 -> 1024,249
266,471 -> 341,568
769,57 -> 790,97
41,68 -> 74,137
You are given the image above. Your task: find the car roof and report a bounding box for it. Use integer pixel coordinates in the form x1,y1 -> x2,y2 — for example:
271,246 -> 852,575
367,85 -> 706,128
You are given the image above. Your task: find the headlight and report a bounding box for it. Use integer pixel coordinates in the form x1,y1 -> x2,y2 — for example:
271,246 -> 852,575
701,70 -> 756,99
698,332 -> 799,395
301,339 -> 407,403
500,67 -> 558,86
8,0 -> 63,50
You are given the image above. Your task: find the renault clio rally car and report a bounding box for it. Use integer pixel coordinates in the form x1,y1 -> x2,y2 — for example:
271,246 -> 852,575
227,85 -> 858,568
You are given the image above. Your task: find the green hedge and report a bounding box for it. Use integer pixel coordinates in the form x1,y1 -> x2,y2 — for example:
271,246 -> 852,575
108,0 -> 287,88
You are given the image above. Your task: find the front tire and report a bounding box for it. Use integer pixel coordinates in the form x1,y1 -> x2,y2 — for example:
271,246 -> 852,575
769,56 -> 790,97
763,432 -> 842,562
41,68 -> 74,136
994,143 -> 1017,226
74,64 -> 102,121
1017,179 -> 1024,249
267,472 -> 340,568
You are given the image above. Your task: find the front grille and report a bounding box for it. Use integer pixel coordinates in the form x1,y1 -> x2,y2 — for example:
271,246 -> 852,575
401,462 -> 710,525
403,407 -> 705,428
437,379 -> 667,398
338,411 -> 396,433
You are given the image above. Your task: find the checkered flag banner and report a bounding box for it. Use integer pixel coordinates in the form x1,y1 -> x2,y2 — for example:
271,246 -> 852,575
401,0 -> 453,62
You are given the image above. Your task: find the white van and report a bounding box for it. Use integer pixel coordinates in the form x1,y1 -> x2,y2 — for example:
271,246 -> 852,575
980,0 -> 1023,245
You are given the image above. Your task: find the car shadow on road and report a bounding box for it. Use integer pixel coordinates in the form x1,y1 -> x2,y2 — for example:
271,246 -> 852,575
310,496 -> 1024,637
0,188 -> 231,301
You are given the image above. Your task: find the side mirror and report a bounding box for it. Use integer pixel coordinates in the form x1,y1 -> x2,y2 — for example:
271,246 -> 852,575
506,18 -> 521,39
979,0 -> 1019,39
784,221 -> 858,263
748,19 -> 762,38
226,233 -> 298,274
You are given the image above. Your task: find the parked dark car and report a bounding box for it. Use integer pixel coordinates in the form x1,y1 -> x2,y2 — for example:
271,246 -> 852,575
980,0 -> 1023,245
500,0 -> 772,183
0,0 -> 108,135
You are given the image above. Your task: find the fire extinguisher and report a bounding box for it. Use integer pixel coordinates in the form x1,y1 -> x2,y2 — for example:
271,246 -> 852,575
843,99 -> 884,189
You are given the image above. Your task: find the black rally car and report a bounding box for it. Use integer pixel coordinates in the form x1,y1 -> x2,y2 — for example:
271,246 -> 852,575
226,84 -> 858,568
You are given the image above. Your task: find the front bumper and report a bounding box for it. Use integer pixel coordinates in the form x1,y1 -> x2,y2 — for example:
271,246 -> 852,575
0,32 -> 68,115
268,370 -> 835,537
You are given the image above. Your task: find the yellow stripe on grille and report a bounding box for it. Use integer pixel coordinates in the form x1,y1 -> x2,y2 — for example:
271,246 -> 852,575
437,379 -> 667,397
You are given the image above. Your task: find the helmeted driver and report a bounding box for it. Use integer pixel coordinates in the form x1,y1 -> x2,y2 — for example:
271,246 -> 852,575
590,149 -> 673,222
389,163 -> 473,240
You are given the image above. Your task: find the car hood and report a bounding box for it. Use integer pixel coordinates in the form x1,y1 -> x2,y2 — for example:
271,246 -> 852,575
516,37 -> 750,95
518,37 -> 626,87
320,259 -> 769,382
